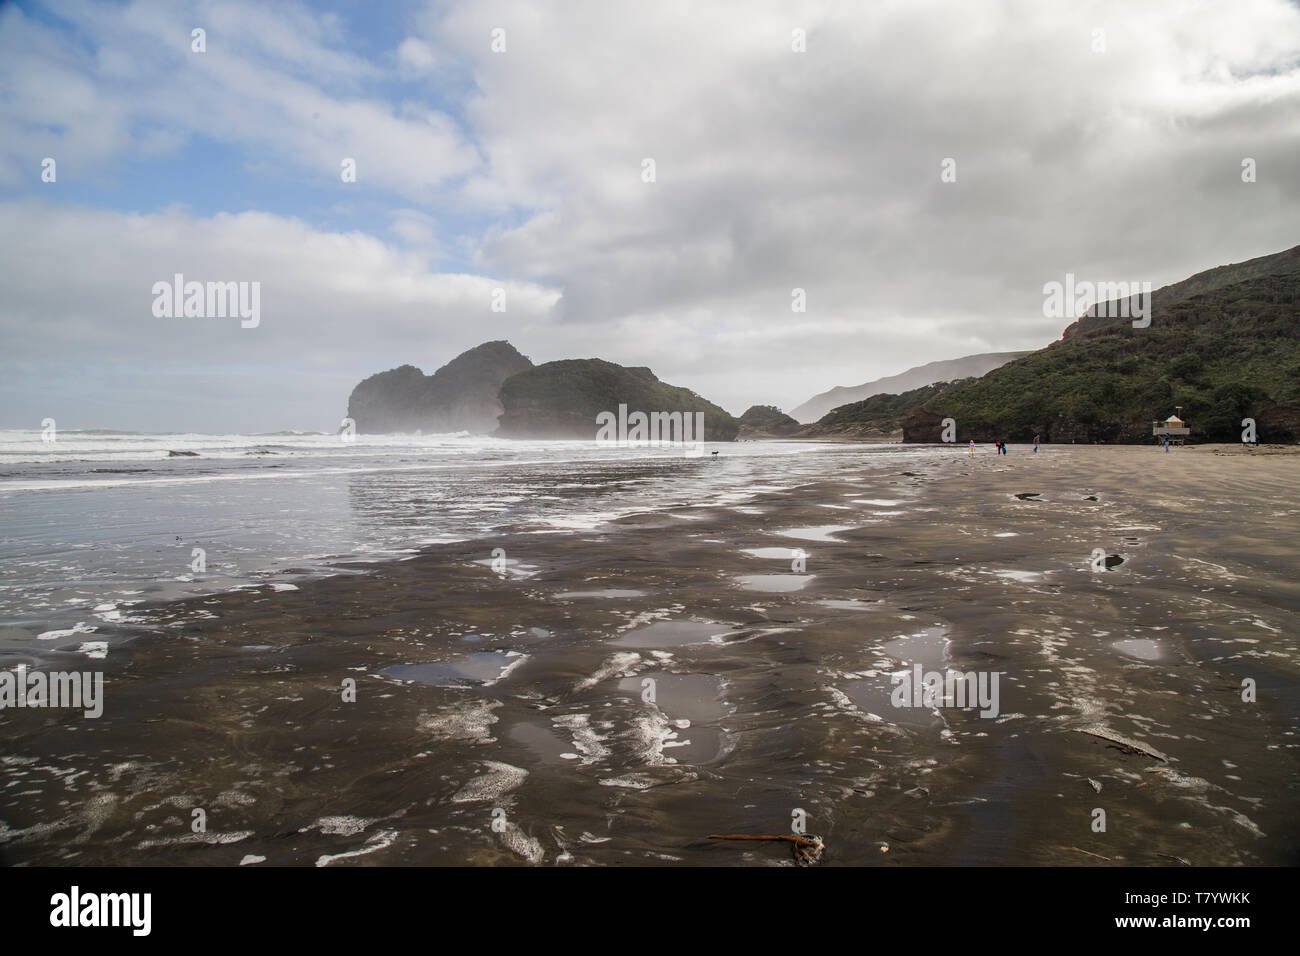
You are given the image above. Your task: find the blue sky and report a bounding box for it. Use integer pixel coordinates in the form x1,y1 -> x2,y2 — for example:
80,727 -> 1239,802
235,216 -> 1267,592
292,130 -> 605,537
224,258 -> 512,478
2,0 -> 1299,431
3,0 -> 493,274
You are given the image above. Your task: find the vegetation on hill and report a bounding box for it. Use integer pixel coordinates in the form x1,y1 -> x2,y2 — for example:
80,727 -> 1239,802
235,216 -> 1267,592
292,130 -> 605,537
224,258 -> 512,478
790,351 -> 1028,423
924,261 -> 1300,443
802,381 -> 967,437
802,244 -> 1300,444
496,359 -> 740,441
738,405 -> 801,436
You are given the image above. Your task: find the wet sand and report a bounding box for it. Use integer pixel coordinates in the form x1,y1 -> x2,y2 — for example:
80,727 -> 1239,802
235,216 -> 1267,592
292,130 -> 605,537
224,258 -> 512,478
2,444 -> 1298,866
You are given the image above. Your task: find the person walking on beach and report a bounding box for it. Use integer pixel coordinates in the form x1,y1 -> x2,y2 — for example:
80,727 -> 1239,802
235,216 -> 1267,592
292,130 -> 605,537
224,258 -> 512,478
1164,434 -> 1170,453
1034,434 -> 1040,453
969,440 -> 975,456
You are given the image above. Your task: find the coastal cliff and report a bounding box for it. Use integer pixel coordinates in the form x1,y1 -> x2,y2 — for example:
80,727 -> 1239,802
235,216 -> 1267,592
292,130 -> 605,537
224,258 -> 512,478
495,358 -> 740,441
346,341 -> 533,434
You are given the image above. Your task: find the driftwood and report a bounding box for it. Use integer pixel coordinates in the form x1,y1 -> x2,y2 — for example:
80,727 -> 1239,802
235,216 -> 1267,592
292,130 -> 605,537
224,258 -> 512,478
1076,727 -> 1169,763
1059,845 -> 1112,861
708,833 -> 825,866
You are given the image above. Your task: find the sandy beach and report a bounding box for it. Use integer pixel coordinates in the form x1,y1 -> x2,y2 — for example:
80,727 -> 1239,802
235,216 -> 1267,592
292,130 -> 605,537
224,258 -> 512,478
2,443 -> 1297,867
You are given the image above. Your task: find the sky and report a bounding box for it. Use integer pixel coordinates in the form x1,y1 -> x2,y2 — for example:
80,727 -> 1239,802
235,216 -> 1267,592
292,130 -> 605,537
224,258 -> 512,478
1,0 -> 1299,432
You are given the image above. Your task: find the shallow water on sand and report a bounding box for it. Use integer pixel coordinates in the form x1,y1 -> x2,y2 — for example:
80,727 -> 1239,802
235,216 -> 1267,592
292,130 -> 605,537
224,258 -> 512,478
2,445 -> 1297,867
881,627 -> 950,669
775,525 -> 854,542
382,651 -> 524,687
0,436 -> 929,659
842,676 -> 944,727
1111,638 -> 1163,661
616,673 -> 731,765
610,620 -> 733,648
734,574 -> 814,592
740,546 -> 805,559
554,589 -> 647,599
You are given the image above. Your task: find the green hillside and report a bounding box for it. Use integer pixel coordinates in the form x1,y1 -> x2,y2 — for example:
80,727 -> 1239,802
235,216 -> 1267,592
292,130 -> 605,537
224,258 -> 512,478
496,359 -> 740,441
804,382 -> 965,437
922,252 -> 1300,443
792,244 -> 1300,444
738,405 -> 801,436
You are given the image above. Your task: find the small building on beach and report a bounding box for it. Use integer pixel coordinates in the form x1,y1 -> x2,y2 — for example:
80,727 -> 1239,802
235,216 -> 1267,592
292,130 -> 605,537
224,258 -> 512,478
1152,409 -> 1190,444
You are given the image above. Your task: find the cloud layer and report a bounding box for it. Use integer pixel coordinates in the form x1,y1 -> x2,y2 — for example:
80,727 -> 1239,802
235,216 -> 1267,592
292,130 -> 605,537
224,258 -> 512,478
2,0 -> 1299,429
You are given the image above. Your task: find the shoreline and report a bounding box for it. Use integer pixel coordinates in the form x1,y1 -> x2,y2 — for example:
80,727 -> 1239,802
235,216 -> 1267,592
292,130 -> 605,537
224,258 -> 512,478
1,445 -> 1297,866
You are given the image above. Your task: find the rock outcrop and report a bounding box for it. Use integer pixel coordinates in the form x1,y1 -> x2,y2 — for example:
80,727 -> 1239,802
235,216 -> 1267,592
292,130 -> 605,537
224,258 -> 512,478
346,341 -> 533,434
495,359 -> 740,441
900,408 -> 947,443
738,405 -> 801,438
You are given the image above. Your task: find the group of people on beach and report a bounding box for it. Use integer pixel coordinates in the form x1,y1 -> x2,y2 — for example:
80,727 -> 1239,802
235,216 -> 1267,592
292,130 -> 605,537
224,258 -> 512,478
966,438 -> 1040,455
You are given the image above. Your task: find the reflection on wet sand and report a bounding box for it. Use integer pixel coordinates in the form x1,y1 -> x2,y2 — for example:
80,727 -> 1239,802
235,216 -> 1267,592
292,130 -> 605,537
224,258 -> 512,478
1,445 -> 1297,867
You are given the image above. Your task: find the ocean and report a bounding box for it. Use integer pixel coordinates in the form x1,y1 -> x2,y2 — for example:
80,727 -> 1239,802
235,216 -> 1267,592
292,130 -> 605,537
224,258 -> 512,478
0,428 -> 919,662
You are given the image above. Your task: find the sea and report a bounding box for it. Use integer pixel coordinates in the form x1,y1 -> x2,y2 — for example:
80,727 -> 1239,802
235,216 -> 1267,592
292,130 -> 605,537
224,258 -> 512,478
0,428 -> 922,661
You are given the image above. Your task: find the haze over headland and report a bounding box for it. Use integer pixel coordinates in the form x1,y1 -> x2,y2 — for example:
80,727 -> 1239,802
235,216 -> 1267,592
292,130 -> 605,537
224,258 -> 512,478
3,0 -> 1300,432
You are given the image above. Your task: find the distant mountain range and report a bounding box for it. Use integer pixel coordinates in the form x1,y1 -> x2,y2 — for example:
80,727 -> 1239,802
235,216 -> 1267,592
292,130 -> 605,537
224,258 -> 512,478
789,351 -> 1029,423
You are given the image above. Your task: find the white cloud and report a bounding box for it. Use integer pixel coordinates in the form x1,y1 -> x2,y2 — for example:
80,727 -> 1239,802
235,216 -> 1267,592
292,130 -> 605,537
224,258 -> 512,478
2,0 -> 1299,425
420,0 -> 1300,411
0,200 -> 559,431
0,0 -> 478,197
397,37 -> 437,75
